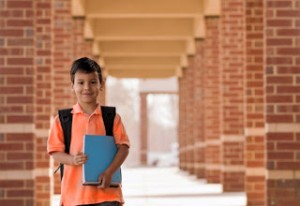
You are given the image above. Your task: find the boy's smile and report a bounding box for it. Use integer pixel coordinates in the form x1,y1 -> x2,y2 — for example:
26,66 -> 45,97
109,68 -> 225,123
72,71 -> 101,109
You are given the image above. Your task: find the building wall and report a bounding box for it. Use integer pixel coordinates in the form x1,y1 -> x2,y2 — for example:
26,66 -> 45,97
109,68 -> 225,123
264,1 -> 300,205
1,0 -> 300,205
245,0 -> 266,205
178,0 -> 300,205
0,0 -> 96,203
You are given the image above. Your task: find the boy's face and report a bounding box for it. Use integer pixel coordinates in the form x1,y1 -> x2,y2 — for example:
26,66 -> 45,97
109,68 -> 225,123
72,71 -> 101,106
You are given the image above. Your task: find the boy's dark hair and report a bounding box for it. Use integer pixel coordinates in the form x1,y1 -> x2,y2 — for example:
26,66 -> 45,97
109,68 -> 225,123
70,57 -> 103,85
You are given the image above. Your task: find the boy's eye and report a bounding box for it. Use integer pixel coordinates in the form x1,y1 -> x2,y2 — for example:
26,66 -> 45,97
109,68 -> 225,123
91,81 -> 97,84
77,81 -> 84,85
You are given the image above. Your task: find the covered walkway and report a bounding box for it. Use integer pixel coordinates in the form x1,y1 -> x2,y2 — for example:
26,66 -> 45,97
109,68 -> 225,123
52,167 -> 246,206
1,0 -> 300,206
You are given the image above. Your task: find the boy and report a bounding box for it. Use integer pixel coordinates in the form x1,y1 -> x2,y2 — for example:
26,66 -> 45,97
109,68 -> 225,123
47,57 -> 130,206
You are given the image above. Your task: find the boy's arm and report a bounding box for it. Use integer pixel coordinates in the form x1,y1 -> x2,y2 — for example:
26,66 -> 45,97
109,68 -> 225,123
51,151 -> 87,166
98,144 -> 129,188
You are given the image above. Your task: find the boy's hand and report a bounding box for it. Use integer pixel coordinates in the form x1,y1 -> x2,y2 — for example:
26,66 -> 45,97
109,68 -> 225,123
72,152 -> 87,166
98,171 -> 112,188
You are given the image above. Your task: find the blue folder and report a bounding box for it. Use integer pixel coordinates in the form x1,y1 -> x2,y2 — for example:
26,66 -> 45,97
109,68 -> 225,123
82,134 -> 122,186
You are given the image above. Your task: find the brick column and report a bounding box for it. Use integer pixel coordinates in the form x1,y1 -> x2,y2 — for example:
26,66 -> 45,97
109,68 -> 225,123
220,0 -> 245,192
178,71 -> 187,170
52,0 -> 75,194
186,56 -> 195,174
265,1 -> 300,205
178,69 -> 184,171
34,0 -> 52,204
193,40 -> 205,178
0,0 -> 36,205
203,17 -> 222,183
245,1 -> 266,205
72,17 -> 93,59
140,93 -> 148,165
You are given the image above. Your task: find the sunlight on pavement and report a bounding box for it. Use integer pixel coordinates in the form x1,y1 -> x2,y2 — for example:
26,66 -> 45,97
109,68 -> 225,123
52,167 -> 246,206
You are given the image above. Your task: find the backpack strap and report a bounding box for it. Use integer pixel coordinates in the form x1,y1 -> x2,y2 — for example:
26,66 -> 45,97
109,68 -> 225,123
57,108 -> 73,180
101,106 -> 116,136
58,108 -> 73,154
55,106 -> 116,180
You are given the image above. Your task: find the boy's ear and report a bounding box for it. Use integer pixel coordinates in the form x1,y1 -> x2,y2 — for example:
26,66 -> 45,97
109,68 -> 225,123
100,79 -> 106,91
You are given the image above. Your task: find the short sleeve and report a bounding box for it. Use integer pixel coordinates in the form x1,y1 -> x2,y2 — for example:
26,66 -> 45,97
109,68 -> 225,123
113,113 -> 130,147
47,115 -> 66,154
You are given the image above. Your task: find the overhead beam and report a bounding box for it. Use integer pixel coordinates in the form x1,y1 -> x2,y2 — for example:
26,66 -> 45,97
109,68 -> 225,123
98,40 -> 187,56
72,0 -> 86,17
93,18 -> 194,39
194,16 -> 206,38
108,65 -> 177,71
104,56 -> 181,66
84,19 -> 94,40
108,69 -> 176,78
204,0 -> 221,17
85,0 -> 203,18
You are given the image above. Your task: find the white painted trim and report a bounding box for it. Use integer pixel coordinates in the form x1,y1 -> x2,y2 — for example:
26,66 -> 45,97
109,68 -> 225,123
221,135 -> 245,142
205,140 -> 221,146
266,123 -> 300,133
205,164 -> 221,170
245,127 -> 265,136
246,168 -> 266,176
0,169 -> 51,180
221,165 -> 245,172
35,129 -> 50,138
0,124 -> 34,133
267,170 -> 300,180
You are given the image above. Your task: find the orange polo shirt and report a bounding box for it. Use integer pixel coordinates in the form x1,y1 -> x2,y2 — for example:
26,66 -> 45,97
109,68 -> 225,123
47,103 -> 130,206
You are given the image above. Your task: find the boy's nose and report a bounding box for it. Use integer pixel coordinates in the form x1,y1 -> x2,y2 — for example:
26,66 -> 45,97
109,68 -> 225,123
84,83 -> 90,89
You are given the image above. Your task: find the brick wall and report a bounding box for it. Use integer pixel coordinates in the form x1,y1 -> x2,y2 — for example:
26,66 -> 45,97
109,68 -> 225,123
140,93 -> 148,165
245,0 -> 266,205
34,0 -> 52,204
186,56 -> 195,174
178,68 -> 188,170
203,17 -> 222,183
0,0 -> 37,205
220,0 -> 245,192
52,0 -> 75,194
265,0 -> 300,205
193,40 -> 205,179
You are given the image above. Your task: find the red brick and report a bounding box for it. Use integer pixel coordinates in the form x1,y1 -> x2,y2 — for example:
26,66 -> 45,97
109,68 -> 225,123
6,19 -> 33,27
7,57 -> 33,65
267,19 -> 292,27
0,29 -> 24,37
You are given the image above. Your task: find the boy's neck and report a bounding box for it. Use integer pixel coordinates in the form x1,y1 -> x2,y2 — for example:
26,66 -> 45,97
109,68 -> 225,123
79,102 -> 99,115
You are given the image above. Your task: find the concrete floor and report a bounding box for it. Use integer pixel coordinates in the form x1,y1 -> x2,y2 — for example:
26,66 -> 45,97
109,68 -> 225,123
52,167 -> 246,206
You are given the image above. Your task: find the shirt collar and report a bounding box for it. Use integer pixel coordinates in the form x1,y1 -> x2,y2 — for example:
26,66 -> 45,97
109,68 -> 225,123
72,102 -> 102,115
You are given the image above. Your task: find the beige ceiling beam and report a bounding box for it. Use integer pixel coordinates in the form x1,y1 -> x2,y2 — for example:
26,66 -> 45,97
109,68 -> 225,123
194,16 -> 206,38
72,0 -> 86,17
85,0 -> 203,18
109,65 -> 177,71
98,40 -> 186,56
204,0 -> 221,17
186,38 -> 196,55
108,69 -> 176,79
104,56 -> 181,67
84,19 -> 94,40
93,18 -> 194,39
180,55 -> 188,68
92,41 -> 100,56
98,57 -> 105,68
175,66 -> 183,77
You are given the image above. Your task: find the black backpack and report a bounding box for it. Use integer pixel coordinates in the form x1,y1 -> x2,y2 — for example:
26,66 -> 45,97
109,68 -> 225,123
54,106 -> 116,180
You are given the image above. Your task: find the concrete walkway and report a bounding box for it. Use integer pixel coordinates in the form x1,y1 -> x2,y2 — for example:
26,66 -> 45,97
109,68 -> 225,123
52,167 -> 246,206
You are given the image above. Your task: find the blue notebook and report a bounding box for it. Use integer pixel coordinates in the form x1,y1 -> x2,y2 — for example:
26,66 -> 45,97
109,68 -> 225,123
82,134 -> 122,186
